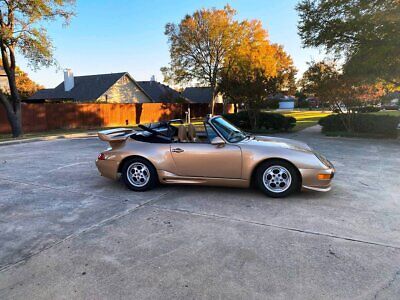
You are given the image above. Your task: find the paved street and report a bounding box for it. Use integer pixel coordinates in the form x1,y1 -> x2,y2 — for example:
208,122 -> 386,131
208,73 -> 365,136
0,128 -> 399,299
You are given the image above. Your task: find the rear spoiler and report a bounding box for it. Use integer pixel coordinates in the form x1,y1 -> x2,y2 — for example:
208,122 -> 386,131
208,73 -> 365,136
98,128 -> 135,143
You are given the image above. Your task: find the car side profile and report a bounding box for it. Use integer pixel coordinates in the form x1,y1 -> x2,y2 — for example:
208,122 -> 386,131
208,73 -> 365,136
96,116 -> 335,198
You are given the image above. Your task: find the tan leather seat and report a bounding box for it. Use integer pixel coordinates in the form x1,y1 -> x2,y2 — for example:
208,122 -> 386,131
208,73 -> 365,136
187,123 -> 198,142
177,125 -> 188,142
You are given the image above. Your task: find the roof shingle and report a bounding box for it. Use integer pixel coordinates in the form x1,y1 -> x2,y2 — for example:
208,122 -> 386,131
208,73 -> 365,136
137,81 -> 187,103
29,72 -> 129,101
182,87 -> 213,104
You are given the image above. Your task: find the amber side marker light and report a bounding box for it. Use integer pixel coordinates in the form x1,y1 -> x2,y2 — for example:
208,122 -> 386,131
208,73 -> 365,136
318,174 -> 332,180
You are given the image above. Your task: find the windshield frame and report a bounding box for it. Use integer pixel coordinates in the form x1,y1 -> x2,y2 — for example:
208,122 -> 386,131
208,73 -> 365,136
209,116 -> 247,143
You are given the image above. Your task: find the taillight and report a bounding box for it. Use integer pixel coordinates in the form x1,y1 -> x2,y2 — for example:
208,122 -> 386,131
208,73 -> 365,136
98,153 -> 106,160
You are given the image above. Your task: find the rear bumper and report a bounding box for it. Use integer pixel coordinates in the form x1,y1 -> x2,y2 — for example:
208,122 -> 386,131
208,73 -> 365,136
300,167 -> 335,192
95,159 -> 119,180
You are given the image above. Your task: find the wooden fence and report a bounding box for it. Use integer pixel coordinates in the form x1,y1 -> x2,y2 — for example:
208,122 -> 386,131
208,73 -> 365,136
0,103 -> 232,134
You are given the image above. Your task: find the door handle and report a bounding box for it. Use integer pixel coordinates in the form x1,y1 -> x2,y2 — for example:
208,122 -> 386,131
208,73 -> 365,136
172,148 -> 184,153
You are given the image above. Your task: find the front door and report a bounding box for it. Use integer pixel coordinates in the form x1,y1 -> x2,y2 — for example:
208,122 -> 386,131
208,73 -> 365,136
170,143 -> 242,178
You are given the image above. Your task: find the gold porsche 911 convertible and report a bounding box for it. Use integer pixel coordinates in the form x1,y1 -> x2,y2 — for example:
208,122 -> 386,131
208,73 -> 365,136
96,115 -> 335,198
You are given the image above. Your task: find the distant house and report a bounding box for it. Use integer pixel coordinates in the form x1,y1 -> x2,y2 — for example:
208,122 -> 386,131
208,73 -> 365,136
384,91 -> 400,106
29,70 -> 152,103
182,87 -> 223,104
278,96 -> 295,110
137,80 -> 189,103
306,97 -> 321,108
269,93 -> 296,110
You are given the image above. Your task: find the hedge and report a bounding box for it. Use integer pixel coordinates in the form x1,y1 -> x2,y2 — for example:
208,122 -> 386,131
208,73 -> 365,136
383,105 -> 400,111
333,106 -> 381,114
356,106 -> 381,113
318,114 -> 399,138
223,111 -> 296,131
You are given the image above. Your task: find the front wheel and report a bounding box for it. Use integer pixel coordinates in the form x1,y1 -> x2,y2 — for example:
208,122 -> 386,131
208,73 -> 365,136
256,160 -> 300,198
121,158 -> 157,191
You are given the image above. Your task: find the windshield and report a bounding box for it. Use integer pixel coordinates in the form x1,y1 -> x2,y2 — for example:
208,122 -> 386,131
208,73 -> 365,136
210,117 -> 247,143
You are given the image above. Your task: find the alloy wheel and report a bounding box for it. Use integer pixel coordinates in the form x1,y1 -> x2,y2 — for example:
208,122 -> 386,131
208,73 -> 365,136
262,165 -> 292,193
127,162 -> 150,187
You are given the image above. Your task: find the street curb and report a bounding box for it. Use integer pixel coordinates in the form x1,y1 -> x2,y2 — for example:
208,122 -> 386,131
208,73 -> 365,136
0,132 -> 98,146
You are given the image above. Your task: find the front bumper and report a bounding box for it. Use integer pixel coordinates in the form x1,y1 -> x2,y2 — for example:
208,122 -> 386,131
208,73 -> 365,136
300,167 -> 335,192
302,185 -> 332,192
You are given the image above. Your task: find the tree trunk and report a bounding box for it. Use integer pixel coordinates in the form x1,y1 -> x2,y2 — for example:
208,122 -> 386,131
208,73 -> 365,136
210,85 -> 218,115
0,94 -> 22,137
210,95 -> 216,115
222,98 -> 228,114
252,109 -> 258,130
0,45 -> 23,137
8,110 -> 22,137
246,105 -> 258,130
348,110 -> 357,132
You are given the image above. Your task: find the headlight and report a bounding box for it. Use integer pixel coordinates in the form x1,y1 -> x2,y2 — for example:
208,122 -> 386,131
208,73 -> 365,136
314,152 -> 332,168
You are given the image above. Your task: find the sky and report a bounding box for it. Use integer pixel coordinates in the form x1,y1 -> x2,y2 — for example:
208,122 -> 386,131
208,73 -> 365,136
16,0 -> 324,88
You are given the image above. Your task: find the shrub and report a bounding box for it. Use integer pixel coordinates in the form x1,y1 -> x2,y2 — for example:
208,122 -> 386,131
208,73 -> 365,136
319,115 -> 347,131
283,116 -> 297,130
383,105 -> 399,111
297,99 -> 310,109
262,99 -> 280,110
356,106 -> 381,113
223,111 -> 251,129
319,114 -> 399,138
259,113 -> 296,131
222,111 -> 296,131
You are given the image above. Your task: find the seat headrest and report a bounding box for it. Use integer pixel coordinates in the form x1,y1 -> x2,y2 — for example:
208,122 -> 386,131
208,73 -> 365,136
178,125 -> 188,142
187,123 -> 197,142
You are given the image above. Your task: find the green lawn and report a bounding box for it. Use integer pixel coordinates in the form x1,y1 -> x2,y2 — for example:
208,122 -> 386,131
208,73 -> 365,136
234,110 -> 332,133
281,110 -> 332,132
371,110 -> 400,117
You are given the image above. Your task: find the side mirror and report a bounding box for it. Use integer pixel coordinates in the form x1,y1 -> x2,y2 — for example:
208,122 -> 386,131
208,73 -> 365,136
210,136 -> 225,146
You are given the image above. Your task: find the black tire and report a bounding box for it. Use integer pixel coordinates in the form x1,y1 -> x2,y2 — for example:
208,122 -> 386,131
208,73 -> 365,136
256,159 -> 300,198
121,157 -> 158,192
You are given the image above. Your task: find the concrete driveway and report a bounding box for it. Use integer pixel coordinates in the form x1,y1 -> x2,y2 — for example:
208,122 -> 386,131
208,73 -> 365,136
0,128 -> 399,299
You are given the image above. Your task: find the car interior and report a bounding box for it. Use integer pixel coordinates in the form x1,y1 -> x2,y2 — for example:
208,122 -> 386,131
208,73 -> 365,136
129,119 -> 214,144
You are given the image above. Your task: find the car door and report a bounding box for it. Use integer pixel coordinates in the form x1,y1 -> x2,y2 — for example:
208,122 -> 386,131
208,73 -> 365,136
170,142 -> 242,178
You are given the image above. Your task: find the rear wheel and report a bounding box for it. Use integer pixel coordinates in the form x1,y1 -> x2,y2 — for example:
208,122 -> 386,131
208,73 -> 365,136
121,158 -> 157,191
256,160 -> 300,198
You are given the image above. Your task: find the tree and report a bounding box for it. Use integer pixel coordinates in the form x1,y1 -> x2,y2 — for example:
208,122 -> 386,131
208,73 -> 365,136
0,59 -> 44,99
299,60 -> 339,97
300,61 -> 385,129
0,0 -> 75,137
14,66 -> 43,99
270,45 -> 297,95
297,0 -> 400,84
0,61 -> 43,99
219,20 -> 296,128
317,75 -> 385,131
219,20 -> 274,124
162,5 -> 241,114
